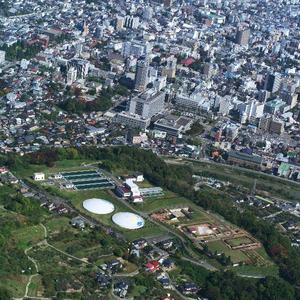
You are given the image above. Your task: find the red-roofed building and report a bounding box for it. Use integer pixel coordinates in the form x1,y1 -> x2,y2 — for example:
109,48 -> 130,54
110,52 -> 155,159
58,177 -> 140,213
145,260 -> 159,272
180,57 -> 195,66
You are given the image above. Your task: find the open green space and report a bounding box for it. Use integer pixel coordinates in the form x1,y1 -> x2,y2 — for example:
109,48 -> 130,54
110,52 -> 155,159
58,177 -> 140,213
12,224 -> 45,250
136,179 -> 153,188
45,216 -> 74,234
44,186 -> 165,241
28,275 -> 44,298
235,264 -> 279,278
139,191 -> 211,221
206,240 -> 249,264
225,236 -> 254,248
0,275 -> 28,298
13,159 -> 98,178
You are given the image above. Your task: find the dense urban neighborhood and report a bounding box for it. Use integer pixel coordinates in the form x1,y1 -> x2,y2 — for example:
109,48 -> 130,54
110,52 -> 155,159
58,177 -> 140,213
0,0 -> 300,299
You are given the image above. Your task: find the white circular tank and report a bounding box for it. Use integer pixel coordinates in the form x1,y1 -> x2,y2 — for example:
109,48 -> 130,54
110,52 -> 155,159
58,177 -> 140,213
83,198 -> 115,215
112,212 -> 145,230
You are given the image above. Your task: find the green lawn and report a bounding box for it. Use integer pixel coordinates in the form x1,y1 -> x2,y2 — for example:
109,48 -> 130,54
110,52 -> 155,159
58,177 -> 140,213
207,240 -> 249,264
225,236 -> 254,248
136,179 -> 153,188
139,194 -> 192,212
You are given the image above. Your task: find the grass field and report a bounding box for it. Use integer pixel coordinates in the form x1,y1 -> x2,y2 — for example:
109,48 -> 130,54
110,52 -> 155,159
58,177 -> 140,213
138,191 -> 211,223
28,275 -> 44,298
139,192 -> 192,212
235,264 -> 279,277
13,159 -> 99,178
206,240 -> 249,264
0,275 -> 28,298
225,236 -> 254,248
12,224 -> 45,250
44,216 -> 74,234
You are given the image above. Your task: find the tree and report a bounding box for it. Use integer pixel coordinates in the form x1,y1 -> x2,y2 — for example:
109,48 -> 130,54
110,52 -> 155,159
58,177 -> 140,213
0,287 -> 12,300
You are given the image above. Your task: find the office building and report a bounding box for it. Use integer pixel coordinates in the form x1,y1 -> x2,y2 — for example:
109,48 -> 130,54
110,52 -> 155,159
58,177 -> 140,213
203,63 -> 214,78
94,26 -> 104,39
122,40 -> 152,58
269,118 -> 284,135
259,115 -> 284,135
235,28 -> 250,46
114,111 -> 150,129
116,16 -> 124,30
143,7 -> 153,20
264,98 -> 286,114
129,89 -> 165,119
134,58 -> 149,92
264,73 -> 281,93
124,16 -> 139,29
82,20 -> 89,36
281,92 -> 298,109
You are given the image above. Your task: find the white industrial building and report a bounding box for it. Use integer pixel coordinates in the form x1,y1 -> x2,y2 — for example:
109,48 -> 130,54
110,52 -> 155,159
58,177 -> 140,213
33,172 -> 45,181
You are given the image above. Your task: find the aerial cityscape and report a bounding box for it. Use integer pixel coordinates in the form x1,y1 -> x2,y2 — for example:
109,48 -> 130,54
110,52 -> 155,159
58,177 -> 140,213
0,0 -> 300,299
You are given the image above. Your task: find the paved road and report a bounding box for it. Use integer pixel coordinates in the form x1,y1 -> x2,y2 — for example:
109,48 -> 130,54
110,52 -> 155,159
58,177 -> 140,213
181,256 -> 217,271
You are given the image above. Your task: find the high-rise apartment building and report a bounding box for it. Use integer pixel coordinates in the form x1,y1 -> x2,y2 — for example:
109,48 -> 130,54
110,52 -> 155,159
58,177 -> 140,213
66,67 -> 77,85
264,73 -> 281,93
134,58 -> 149,92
